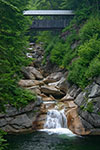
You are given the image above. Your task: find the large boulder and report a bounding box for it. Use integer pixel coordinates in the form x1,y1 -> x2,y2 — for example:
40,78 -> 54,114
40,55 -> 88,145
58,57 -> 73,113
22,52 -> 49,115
18,80 -> 36,87
61,94 -> 74,102
43,72 -> 63,84
57,77 -> 70,93
27,86 -> 41,95
40,93 -> 55,101
40,85 -> 65,97
67,107 -> 90,135
21,67 -> 43,80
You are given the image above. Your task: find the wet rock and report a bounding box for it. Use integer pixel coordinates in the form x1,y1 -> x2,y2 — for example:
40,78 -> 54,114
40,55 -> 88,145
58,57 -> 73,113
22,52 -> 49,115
26,53 -> 33,58
90,129 -> 100,135
64,101 -> 77,108
2,125 -> 17,133
67,107 -> 90,135
27,47 -> 33,51
33,114 -> 46,129
40,102 -> 56,114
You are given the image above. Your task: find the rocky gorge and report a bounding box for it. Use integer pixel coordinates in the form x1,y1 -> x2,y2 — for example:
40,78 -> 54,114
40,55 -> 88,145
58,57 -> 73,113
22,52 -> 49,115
0,43 -> 100,136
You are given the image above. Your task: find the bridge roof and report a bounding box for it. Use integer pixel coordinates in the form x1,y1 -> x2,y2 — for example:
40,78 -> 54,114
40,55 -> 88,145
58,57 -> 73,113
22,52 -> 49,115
23,10 -> 74,16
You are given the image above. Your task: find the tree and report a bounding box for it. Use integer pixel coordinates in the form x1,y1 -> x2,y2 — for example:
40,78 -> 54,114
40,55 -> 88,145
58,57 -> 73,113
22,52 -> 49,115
0,0 -> 35,111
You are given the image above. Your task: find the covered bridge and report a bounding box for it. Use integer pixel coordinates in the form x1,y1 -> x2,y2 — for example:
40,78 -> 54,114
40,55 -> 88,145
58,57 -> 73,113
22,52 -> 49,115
23,10 -> 74,30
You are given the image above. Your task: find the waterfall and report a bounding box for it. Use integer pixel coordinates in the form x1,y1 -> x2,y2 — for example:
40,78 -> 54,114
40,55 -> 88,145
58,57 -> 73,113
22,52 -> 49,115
44,109 -> 67,129
40,109 -> 76,136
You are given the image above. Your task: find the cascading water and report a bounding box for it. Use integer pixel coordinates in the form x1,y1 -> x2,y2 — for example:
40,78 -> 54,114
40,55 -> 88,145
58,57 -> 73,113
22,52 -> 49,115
44,109 -> 67,129
40,109 -> 76,136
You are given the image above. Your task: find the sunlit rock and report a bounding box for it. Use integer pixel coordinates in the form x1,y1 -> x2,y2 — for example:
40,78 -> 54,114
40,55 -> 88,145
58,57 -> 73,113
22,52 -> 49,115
41,85 -> 65,97
43,72 -> 63,84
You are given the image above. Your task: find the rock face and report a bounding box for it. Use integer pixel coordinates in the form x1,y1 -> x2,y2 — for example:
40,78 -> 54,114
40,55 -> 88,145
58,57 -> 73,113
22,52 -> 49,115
0,97 -> 43,133
74,80 -> 100,135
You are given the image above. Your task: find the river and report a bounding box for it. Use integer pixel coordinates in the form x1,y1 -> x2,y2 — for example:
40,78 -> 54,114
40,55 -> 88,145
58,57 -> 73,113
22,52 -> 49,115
6,130 -> 100,150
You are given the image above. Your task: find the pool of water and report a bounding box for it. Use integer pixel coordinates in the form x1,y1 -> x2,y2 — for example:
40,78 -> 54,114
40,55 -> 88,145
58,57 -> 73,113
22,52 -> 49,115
6,130 -> 100,150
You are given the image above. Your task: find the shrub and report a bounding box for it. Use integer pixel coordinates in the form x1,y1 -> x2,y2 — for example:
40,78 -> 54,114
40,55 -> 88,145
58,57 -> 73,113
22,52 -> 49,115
68,36 -> 100,88
0,130 -> 7,150
50,41 -> 66,66
86,57 -> 100,79
79,17 -> 100,42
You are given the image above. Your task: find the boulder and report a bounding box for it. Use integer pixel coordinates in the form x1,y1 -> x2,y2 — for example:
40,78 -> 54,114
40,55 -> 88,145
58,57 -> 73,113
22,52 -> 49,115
0,118 -> 7,127
61,94 -> 74,101
64,101 -> 77,108
21,67 -> 43,80
27,86 -> 41,95
94,76 -> 100,85
68,85 -> 81,98
57,77 -> 70,93
40,85 -> 65,97
67,107 -> 90,135
43,72 -> 63,84
74,91 -> 87,107
40,94 -> 55,101
18,80 -> 36,87
40,102 -> 56,114
29,42 -> 35,47
10,114 -> 32,128
88,83 -> 100,98
32,114 -> 46,130
35,96 -> 43,106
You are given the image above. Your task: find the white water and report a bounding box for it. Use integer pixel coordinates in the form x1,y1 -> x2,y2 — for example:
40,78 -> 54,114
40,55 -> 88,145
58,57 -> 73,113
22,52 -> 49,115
44,109 -> 67,129
40,128 -> 76,136
40,109 -> 76,136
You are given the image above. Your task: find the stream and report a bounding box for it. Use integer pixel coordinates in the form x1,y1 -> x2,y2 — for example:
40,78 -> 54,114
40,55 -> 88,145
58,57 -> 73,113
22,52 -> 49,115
4,43 -> 100,150
6,131 -> 100,150
6,109 -> 100,150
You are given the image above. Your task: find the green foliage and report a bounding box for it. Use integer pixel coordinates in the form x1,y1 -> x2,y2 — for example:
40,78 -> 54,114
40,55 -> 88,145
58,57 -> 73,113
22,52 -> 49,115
50,40 -> 66,66
0,130 -> 7,150
80,17 -> 100,42
68,36 -> 100,88
0,0 -> 35,111
85,102 -> 94,113
86,56 -> 100,79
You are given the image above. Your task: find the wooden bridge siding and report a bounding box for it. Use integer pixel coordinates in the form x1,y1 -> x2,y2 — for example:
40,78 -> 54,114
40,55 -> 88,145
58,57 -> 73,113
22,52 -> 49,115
31,20 -> 68,29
